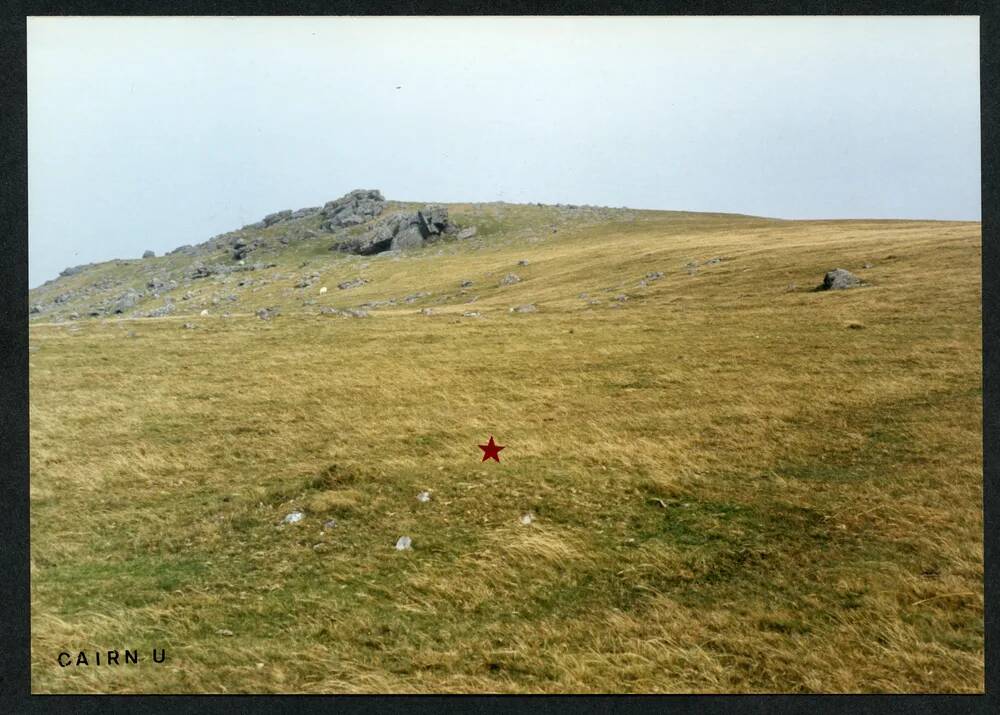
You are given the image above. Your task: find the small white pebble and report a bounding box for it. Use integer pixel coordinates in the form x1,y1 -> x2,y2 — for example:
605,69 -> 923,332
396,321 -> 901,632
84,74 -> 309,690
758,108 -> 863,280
520,513 -> 534,525
395,536 -> 412,550
417,491 -> 431,503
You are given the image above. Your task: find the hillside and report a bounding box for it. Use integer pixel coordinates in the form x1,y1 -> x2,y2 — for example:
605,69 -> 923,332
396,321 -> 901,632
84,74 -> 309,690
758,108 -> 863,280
28,192 -> 983,693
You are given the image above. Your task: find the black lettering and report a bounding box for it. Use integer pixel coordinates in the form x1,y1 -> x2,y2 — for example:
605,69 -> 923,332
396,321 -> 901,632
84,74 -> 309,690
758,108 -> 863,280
152,648 -> 165,664
58,652 -> 71,667
124,649 -> 138,665
76,652 -> 88,666
107,650 -> 119,665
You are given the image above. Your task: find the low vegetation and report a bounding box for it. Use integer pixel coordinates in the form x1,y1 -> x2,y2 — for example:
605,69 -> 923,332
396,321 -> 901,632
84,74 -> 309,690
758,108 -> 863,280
29,203 -> 983,692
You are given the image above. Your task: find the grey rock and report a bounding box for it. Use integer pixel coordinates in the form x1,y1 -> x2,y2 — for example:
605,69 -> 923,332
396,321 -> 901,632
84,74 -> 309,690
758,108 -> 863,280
142,250 -> 156,259
59,263 -> 93,278
30,304 -> 43,314
457,226 -> 478,240
517,259 -> 530,266
460,280 -> 473,288
819,268 -> 862,291
182,322 -> 196,329
337,277 -> 368,290
283,510 -> 304,524
510,304 -> 537,313
257,307 -> 280,321
262,209 -> 293,227
499,273 -> 521,286
111,289 -> 141,314
395,536 -> 412,551
320,189 -> 386,232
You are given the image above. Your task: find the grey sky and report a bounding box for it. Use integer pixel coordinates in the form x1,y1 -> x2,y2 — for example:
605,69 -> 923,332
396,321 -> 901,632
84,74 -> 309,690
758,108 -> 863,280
27,16 -> 980,288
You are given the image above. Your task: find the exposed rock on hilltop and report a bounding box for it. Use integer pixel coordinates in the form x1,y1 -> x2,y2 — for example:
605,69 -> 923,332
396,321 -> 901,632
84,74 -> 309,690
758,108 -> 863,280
320,189 -> 386,231
333,204 -> 455,255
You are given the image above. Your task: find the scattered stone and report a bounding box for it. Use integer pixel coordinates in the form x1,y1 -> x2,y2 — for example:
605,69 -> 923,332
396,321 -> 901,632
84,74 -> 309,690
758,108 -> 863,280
257,307 -> 280,321
517,259 -> 530,266
499,273 -> 521,286
395,536 -> 413,551
460,280 -> 473,288
323,519 -> 337,530
457,226 -> 478,240
463,311 -> 481,317
614,294 -> 628,302
863,262 -> 873,269
200,309 -> 209,316
312,543 -> 328,552
417,491 -> 431,503
337,277 -> 368,290
183,322 -> 196,329
644,271 -> 664,281
216,629 -> 235,637
703,257 -> 723,266
319,286 -> 328,295
419,308 -> 434,316
510,304 -> 537,313
819,268 -> 862,291
142,250 -> 156,258
520,513 -> 535,525
283,511 -> 305,524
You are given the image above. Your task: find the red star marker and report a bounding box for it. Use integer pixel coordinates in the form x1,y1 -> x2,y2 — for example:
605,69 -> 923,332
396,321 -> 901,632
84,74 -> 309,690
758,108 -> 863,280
478,435 -> 505,462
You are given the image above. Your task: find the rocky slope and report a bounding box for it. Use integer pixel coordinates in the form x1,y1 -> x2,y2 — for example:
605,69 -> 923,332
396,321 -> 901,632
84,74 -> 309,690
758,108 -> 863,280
28,190 -> 643,323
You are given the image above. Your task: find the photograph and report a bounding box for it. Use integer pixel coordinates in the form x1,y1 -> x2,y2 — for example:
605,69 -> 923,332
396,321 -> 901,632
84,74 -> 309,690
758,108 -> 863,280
26,15 -> 983,694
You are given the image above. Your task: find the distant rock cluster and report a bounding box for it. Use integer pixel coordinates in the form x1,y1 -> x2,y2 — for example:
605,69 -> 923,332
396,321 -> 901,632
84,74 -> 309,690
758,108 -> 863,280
320,189 -> 385,231
332,204 -> 457,255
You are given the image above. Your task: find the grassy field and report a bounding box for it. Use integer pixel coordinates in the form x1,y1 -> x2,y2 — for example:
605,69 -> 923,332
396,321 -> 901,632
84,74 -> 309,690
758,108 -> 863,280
29,205 -> 983,692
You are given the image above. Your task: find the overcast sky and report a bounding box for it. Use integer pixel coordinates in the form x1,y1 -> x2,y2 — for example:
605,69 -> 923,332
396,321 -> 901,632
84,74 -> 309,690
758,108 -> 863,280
27,16 -> 980,288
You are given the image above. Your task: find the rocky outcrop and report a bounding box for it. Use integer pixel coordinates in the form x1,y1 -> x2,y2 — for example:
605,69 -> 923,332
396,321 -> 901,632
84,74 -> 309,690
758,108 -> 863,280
332,204 -> 455,255
59,263 -> 95,278
142,250 -> 156,258
320,189 -> 385,232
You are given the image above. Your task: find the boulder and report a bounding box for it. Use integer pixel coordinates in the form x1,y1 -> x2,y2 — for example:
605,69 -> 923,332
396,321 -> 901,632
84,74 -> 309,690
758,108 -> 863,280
111,289 -> 141,314
819,268 -> 862,291
142,250 -> 156,259
320,189 -> 386,232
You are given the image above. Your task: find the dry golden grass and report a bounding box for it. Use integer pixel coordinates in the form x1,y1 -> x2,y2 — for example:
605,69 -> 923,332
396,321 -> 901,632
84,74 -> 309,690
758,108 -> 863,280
29,206 -> 982,692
